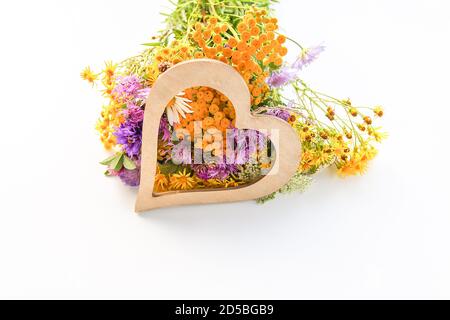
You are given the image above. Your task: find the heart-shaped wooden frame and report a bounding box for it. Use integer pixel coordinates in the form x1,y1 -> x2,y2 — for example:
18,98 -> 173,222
135,59 -> 301,212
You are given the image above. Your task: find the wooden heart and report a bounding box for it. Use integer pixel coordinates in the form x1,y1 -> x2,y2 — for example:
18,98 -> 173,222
135,59 -> 301,212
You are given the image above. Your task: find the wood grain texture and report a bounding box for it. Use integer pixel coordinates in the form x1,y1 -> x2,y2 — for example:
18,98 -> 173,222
135,59 -> 302,213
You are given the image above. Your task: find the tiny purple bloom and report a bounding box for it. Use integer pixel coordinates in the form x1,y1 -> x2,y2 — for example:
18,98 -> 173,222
114,105 -> 145,159
292,45 -> 325,70
226,129 -> 267,165
159,115 -> 171,143
267,45 -> 325,88
266,68 -> 297,88
171,140 -> 192,165
124,104 -> 144,123
266,108 -> 291,122
114,123 -> 142,159
192,163 -> 238,181
112,75 -> 149,104
118,168 -> 140,187
136,88 -> 151,102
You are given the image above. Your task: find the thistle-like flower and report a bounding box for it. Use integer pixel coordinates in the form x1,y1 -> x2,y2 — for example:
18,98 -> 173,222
292,45 -> 326,70
267,45 -> 325,88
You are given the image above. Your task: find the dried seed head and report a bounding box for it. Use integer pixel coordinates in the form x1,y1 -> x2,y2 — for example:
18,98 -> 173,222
158,61 -> 173,73
374,106 -> 384,117
327,106 -> 335,116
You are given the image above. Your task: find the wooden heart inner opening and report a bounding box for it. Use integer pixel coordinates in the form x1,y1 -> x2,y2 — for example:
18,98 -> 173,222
153,86 -> 276,195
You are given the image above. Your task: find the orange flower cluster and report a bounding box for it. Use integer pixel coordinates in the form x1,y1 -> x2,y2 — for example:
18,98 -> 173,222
154,41 -> 194,66
191,9 -> 288,105
174,86 -> 236,155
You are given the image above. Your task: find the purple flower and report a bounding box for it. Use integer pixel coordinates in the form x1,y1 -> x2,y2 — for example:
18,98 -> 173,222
112,75 -> 149,104
118,168 -> 140,187
123,104 -> 144,123
192,163 -> 238,181
115,104 -> 145,159
226,129 -> 267,165
136,88 -> 150,101
115,123 -> 142,159
159,115 -> 171,143
267,68 -> 297,88
292,45 -> 325,70
171,141 -> 192,165
267,45 -> 325,88
266,108 -> 291,122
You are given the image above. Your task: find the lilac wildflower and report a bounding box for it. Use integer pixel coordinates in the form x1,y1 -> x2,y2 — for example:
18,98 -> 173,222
192,163 -> 238,181
171,140 -> 192,165
292,45 -> 325,70
136,87 -> 150,101
266,108 -> 291,122
112,75 -> 150,104
159,115 -> 171,143
267,45 -> 325,88
267,67 -> 297,88
226,129 -> 267,165
115,122 -> 142,159
114,104 -> 145,159
118,167 -> 140,187
114,106 -> 144,159
123,104 -> 144,123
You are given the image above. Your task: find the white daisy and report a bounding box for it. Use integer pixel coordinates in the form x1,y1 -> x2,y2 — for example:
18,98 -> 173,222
166,92 -> 193,125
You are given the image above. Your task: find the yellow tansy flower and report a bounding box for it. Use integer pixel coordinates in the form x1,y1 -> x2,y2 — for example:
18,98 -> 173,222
169,169 -> 197,190
80,66 -> 97,84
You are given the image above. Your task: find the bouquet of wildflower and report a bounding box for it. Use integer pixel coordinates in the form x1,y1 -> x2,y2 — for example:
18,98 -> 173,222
82,0 -> 386,203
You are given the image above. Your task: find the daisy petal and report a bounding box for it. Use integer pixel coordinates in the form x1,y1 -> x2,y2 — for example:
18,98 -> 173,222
176,103 -> 187,118
167,107 -> 174,126
173,108 -> 180,124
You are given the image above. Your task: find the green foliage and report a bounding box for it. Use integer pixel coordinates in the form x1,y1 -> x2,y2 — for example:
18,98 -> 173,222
158,163 -> 192,175
100,152 -> 136,172
257,173 -> 313,204
162,0 -> 278,42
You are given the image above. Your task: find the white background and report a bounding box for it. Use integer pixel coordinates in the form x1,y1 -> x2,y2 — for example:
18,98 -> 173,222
0,0 -> 449,299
